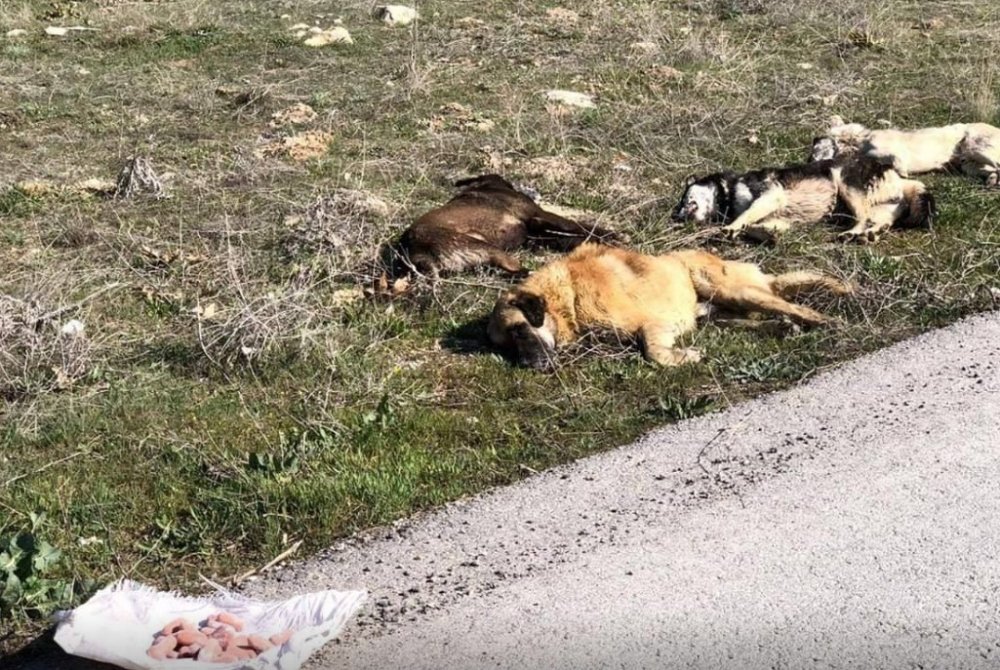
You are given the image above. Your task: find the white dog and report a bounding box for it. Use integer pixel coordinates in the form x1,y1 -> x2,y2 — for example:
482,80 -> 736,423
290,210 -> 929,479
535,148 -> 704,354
811,115 -> 1000,187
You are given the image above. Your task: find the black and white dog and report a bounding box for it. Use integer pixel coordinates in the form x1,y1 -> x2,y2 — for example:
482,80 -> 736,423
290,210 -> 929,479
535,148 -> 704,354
672,155 -> 935,243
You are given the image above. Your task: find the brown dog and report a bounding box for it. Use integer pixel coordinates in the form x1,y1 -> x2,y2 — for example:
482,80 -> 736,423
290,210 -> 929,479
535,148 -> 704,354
394,174 -> 620,278
488,244 -> 850,370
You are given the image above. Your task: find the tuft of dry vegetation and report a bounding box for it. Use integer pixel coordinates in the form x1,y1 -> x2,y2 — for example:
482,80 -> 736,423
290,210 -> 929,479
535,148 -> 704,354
2,0 -> 1000,653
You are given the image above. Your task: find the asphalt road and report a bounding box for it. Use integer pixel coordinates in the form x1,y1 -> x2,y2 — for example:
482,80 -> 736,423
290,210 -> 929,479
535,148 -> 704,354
15,312 -> 1000,669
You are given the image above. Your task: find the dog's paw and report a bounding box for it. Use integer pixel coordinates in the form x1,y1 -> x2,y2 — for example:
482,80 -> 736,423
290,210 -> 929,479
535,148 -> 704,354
719,225 -> 743,241
605,230 -> 631,246
836,229 -> 875,245
678,347 -> 702,364
986,172 -> 1000,189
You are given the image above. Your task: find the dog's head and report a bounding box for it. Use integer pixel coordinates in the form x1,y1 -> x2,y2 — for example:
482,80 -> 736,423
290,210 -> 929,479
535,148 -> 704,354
810,136 -> 840,162
454,174 -> 516,193
672,174 -> 726,225
488,290 -> 558,371
810,117 -> 870,163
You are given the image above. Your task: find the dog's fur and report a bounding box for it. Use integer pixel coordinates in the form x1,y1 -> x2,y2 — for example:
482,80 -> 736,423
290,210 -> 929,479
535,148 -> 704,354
811,116 -> 1000,187
488,244 -> 850,370
394,174 -> 620,278
671,155 -> 934,244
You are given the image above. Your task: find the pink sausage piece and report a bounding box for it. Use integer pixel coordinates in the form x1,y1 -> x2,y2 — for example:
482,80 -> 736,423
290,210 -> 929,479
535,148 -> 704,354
216,611 -> 245,631
177,644 -> 202,658
160,618 -> 190,636
175,630 -> 208,647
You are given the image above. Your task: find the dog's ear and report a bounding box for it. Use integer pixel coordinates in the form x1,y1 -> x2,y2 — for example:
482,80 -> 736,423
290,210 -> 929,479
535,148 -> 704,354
454,174 -> 514,190
454,175 -> 481,188
511,292 -> 547,328
684,174 -> 698,187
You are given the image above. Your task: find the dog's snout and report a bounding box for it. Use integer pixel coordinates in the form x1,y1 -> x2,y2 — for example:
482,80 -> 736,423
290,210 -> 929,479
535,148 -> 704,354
512,325 -> 557,372
672,203 -> 693,222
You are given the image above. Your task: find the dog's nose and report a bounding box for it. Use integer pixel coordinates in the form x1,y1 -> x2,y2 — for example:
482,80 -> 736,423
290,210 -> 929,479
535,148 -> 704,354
523,355 -> 557,373
516,339 -> 558,373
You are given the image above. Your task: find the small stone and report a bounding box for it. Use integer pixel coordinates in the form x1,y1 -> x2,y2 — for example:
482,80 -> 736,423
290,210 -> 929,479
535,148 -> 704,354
630,41 -> 659,55
545,7 -> 580,24
303,27 -> 352,46
270,103 -> 318,128
649,65 -> 683,81
60,320 -> 85,337
73,178 -> 116,195
544,89 -> 595,109
15,180 -> 57,197
6,29 -> 28,37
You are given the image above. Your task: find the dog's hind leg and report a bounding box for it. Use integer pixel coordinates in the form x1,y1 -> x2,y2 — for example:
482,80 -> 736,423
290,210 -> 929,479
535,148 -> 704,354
701,271 -> 834,326
721,186 -> 787,239
770,271 -> 852,299
721,287 -> 832,327
486,248 -> 524,275
894,180 -> 935,229
959,153 -> 1000,187
957,130 -> 1000,187
526,211 -> 622,249
639,319 -> 701,367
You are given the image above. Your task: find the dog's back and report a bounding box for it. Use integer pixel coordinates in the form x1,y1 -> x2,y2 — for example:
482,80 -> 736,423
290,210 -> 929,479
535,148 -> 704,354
396,175 -> 534,275
556,245 -> 696,334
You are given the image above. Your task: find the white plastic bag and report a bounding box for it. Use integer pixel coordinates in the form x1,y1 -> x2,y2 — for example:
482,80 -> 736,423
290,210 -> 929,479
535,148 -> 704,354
53,579 -> 367,670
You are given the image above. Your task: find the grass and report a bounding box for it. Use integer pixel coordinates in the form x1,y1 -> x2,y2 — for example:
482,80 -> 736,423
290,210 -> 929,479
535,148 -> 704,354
2,0 -> 1000,650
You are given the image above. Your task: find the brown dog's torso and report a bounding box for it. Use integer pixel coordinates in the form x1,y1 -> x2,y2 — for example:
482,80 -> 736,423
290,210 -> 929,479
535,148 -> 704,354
399,184 -> 539,275
395,176 -> 618,278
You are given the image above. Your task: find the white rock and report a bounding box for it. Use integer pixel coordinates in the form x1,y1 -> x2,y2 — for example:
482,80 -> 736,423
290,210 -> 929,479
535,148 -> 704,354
303,26 -> 353,47
61,319 -> 85,337
630,41 -> 660,54
544,89 -> 595,109
6,29 -> 28,37
375,5 -> 418,26
45,25 -> 96,36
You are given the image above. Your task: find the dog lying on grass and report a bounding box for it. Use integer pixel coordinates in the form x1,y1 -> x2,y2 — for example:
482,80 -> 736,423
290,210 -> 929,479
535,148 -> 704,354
811,115 -> 1000,187
394,174 -> 621,279
672,155 -> 934,244
488,243 -> 850,371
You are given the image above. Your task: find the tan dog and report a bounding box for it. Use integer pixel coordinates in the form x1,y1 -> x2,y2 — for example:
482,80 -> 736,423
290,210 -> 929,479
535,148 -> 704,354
394,174 -> 620,279
812,116 -> 1000,186
488,244 -> 850,370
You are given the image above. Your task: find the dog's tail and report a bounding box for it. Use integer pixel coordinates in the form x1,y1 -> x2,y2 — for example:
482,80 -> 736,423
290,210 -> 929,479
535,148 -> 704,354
894,182 -> 935,229
770,271 -> 853,299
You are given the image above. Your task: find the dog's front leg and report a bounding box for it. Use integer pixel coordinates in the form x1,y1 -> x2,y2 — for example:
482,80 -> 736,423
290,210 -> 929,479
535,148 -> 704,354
721,186 -> 786,239
743,217 -> 792,244
848,203 -> 897,244
640,320 -> 700,366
